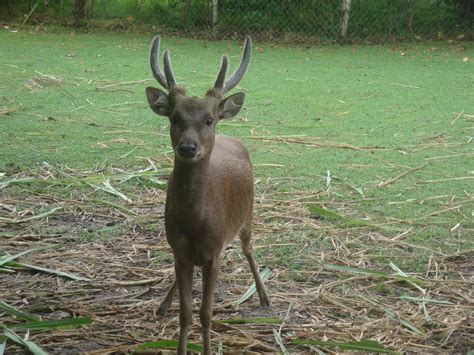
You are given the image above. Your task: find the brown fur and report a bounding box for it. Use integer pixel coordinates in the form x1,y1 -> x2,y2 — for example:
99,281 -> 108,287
150,98 -> 271,354
146,35 -> 270,355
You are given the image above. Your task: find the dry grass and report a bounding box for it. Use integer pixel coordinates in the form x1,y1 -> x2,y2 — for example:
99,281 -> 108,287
1,165 -> 472,354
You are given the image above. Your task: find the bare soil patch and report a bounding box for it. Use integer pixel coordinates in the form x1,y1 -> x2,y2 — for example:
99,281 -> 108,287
1,168 -> 472,353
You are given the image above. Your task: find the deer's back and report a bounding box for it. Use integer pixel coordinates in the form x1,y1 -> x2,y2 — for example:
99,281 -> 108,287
211,134 -> 252,176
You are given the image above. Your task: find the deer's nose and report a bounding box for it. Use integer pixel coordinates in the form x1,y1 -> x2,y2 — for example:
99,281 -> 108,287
178,143 -> 197,158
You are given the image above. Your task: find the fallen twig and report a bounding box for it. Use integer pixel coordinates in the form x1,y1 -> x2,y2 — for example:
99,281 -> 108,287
95,79 -> 151,90
378,163 -> 430,188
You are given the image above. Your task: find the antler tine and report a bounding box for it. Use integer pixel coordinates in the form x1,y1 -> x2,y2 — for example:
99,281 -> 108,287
163,49 -> 177,89
150,36 -> 168,89
213,55 -> 229,91
221,35 -> 252,95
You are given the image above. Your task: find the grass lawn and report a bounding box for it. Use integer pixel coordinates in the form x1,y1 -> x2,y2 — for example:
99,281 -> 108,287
1,27 -> 473,353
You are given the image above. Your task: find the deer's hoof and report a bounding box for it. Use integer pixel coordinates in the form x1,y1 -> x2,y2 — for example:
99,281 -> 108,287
156,305 -> 168,317
260,293 -> 272,310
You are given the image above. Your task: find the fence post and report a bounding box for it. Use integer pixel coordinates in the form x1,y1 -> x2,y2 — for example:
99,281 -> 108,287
341,0 -> 352,38
212,0 -> 218,30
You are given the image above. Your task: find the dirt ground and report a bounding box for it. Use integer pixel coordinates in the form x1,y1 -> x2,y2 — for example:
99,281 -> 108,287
1,171 -> 473,354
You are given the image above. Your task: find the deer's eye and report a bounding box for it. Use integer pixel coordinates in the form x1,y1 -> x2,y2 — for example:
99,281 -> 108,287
205,116 -> 214,126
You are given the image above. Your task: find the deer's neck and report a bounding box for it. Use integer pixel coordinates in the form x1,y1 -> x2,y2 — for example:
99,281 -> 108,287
170,157 -> 210,212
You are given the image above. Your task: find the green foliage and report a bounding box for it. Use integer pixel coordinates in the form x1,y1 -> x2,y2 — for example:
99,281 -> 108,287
292,338 -> 394,353
6,317 -> 93,330
218,0 -> 340,36
1,301 -> 93,354
1,0 -> 472,41
2,328 -> 48,355
0,301 -> 40,322
135,0 -> 212,30
0,247 -> 90,281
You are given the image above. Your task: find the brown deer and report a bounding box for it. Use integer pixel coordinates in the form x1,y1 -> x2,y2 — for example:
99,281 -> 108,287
145,35 -> 271,354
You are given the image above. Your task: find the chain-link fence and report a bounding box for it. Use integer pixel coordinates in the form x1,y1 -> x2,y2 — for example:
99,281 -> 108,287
3,0 -> 473,43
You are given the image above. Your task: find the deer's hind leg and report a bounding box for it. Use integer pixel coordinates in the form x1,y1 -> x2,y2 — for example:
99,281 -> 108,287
157,279 -> 177,316
239,225 -> 271,308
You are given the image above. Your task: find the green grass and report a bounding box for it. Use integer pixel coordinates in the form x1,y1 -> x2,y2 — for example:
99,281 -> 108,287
1,27 -> 473,266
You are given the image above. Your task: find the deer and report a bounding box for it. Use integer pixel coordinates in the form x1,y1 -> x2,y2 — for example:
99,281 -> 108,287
145,35 -> 272,354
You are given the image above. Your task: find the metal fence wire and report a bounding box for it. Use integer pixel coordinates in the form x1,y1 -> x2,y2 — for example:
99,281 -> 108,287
130,0 -> 474,42
5,0 -> 474,42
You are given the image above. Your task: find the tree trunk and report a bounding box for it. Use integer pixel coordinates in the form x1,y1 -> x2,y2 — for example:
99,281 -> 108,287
340,0 -> 352,38
212,0 -> 218,30
182,0 -> 192,22
408,0 -> 416,36
73,0 -> 87,27
90,0 -> 95,19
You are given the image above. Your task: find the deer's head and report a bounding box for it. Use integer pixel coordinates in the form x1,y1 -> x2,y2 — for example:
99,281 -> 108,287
146,36 -> 251,163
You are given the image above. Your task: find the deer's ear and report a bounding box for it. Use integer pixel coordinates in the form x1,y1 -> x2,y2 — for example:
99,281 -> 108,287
218,92 -> 245,119
146,87 -> 170,116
